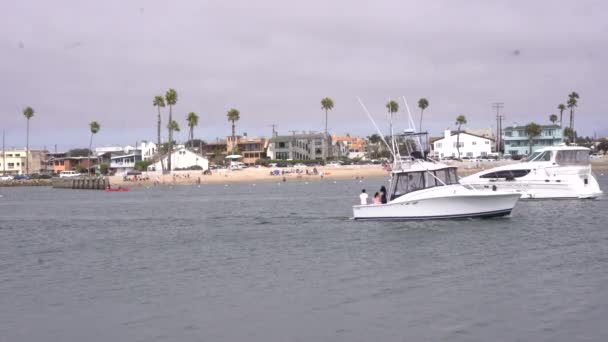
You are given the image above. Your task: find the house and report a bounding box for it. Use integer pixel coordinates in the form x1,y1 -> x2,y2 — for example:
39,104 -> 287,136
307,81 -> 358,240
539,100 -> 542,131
110,149 -> 142,175
203,134 -> 268,165
139,141 -> 157,161
432,130 -> 493,159
51,157 -> 95,174
331,135 -> 368,159
0,149 -> 49,175
503,124 -> 563,156
150,147 -> 209,171
267,133 -> 332,160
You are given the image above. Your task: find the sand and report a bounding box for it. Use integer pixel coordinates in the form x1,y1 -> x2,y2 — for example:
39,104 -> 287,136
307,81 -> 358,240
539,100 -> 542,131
108,157 -> 608,187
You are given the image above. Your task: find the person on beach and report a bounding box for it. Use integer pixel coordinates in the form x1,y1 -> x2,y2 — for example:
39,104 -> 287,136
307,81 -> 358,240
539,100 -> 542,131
373,192 -> 381,204
359,189 -> 369,205
380,186 -> 387,204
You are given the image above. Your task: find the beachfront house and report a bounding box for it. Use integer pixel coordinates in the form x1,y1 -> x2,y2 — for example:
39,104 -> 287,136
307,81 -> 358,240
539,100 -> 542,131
150,147 -> 209,171
331,135 -> 368,159
267,133 -> 333,161
203,134 -> 268,165
503,124 -> 563,156
432,130 -> 493,159
0,149 -> 48,175
110,149 -> 142,175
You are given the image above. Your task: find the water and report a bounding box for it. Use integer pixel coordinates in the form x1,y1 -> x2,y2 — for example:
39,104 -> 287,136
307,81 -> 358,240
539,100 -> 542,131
1,176 -> 608,342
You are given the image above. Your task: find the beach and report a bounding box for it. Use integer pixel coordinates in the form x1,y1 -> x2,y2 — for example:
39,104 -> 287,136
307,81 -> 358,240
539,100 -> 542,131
107,158 -> 608,187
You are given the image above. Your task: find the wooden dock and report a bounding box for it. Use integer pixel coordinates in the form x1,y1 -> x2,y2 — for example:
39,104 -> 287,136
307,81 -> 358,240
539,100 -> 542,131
51,177 -> 109,190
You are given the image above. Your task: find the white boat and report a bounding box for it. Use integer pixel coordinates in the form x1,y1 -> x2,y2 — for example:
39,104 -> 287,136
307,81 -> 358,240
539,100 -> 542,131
352,157 -> 521,220
460,145 -> 603,199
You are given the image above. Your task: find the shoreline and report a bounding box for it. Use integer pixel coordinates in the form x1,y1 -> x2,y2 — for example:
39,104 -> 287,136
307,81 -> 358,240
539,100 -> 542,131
2,160 -> 608,188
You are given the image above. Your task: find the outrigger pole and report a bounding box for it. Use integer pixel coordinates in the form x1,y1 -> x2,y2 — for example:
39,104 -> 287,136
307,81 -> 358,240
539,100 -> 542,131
357,96 -> 397,162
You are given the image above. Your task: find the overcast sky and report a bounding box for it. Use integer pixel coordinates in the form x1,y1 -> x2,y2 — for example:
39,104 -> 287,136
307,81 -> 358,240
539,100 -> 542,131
1,0 -> 607,150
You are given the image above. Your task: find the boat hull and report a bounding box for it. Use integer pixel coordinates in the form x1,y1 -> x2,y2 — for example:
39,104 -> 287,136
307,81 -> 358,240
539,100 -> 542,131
461,176 -> 603,199
352,192 -> 520,220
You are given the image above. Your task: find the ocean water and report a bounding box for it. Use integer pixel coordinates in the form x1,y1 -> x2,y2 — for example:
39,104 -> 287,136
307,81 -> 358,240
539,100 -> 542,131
1,175 -> 607,342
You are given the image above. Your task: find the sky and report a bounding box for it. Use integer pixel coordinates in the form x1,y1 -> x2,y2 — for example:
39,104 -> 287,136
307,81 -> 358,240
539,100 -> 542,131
1,0 -> 607,150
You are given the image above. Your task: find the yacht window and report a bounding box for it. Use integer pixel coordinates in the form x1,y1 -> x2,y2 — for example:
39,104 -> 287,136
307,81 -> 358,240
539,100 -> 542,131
555,150 -> 590,165
434,168 -> 458,185
529,151 -> 552,162
390,172 -> 425,200
480,170 -> 531,179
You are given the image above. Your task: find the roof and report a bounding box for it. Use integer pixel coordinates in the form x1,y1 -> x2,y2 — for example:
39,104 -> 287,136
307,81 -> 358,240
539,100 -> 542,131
504,124 -> 561,130
434,131 -> 495,142
270,133 -> 327,142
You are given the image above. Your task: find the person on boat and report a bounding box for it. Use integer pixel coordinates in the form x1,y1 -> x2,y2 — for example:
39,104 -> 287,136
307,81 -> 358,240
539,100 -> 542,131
359,189 -> 369,205
373,192 -> 382,204
380,186 -> 387,204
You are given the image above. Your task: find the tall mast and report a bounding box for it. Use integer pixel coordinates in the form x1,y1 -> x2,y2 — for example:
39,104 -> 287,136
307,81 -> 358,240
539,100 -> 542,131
2,131 -> 5,175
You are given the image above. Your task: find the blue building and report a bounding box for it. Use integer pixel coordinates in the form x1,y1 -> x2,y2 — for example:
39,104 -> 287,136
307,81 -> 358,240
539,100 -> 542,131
503,124 -> 563,156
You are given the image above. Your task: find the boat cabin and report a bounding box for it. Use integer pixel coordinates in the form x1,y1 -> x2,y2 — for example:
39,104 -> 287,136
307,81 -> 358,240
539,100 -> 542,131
389,166 -> 459,200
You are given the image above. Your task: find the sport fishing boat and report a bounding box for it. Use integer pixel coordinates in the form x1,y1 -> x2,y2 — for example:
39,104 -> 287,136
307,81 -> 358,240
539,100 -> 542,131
352,97 -> 520,221
460,145 -> 603,199
352,156 -> 521,220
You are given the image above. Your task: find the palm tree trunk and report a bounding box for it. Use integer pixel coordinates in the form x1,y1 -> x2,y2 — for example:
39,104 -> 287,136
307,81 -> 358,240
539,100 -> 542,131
559,111 -> 563,127
88,133 -> 93,175
157,106 -> 165,172
456,125 -> 461,159
325,109 -> 328,135
167,105 -> 173,172
25,119 -> 29,174
419,109 -> 424,133
231,121 -> 235,153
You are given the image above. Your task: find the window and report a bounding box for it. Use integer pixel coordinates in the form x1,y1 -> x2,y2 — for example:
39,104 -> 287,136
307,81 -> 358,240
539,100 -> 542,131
472,141 -> 477,145
453,142 -> 464,148
436,142 -> 442,148
278,142 -> 286,148
485,141 -> 490,144
529,151 -> 552,162
505,131 -> 512,137
433,168 -> 458,186
555,150 -> 589,165
480,170 -> 531,179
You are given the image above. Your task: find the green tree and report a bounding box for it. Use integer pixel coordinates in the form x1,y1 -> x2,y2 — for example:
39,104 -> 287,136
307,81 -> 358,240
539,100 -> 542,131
549,114 -> 558,125
368,134 -> 381,144
563,127 -> 574,144
88,121 -> 100,174
165,89 -> 178,171
455,115 -> 467,159
557,103 -> 566,127
134,160 -> 152,171
99,163 -> 109,175
525,122 -> 541,155
153,95 -> 165,152
22,106 -> 34,174
186,112 -> 199,149
386,100 -> 399,153
227,108 -> 240,153
321,97 -> 334,135
167,120 -> 180,133
567,91 -> 579,134
418,98 -> 429,132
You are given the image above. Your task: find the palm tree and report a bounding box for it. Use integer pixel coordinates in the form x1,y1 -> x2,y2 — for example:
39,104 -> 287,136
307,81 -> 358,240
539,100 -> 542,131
167,120 -> 180,133
418,98 -> 429,132
88,121 -> 100,174
563,127 -> 574,144
186,112 -> 199,149
321,97 -> 334,135
455,115 -> 467,159
227,108 -> 240,153
386,100 -> 399,153
368,134 -> 381,144
525,122 -> 541,155
567,91 -> 579,139
557,103 -> 566,127
22,106 -> 34,174
549,114 -> 558,125
165,89 -> 178,171
153,95 -> 165,150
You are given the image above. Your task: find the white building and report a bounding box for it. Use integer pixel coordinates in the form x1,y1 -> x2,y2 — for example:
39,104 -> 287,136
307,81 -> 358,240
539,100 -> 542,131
139,141 -> 157,161
432,130 -> 493,159
150,147 -> 208,171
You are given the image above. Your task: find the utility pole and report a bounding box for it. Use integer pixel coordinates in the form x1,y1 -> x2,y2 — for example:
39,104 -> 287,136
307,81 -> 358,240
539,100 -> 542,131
2,131 -> 5,175
269,124 -> 277,137
492,103 -> 504,153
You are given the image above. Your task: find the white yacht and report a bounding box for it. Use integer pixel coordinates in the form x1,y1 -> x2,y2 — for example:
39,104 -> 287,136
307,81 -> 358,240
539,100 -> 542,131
352,157 -> 521,220
460,145 -> 603,199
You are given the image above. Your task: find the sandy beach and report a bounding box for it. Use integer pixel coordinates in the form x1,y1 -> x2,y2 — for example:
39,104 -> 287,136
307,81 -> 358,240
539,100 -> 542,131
107,157 -> 608,187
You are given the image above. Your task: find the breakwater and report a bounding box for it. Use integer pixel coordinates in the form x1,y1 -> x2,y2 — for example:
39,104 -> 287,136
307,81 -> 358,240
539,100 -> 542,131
51,177 -> 108,190
0,179 -> 52,187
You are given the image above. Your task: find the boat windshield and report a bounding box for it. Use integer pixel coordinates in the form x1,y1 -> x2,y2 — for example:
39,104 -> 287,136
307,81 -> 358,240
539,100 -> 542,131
528,150 -> 552,162
390,168 -> 458,200
555,150 -> 590,166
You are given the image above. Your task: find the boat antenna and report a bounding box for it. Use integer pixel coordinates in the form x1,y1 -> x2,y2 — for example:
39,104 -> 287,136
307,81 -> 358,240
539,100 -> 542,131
357,96 -> 396,160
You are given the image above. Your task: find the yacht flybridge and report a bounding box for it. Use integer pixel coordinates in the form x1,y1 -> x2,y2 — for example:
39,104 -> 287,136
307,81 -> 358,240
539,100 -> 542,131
460,145 -> 603,199
352,97 -> 520,221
